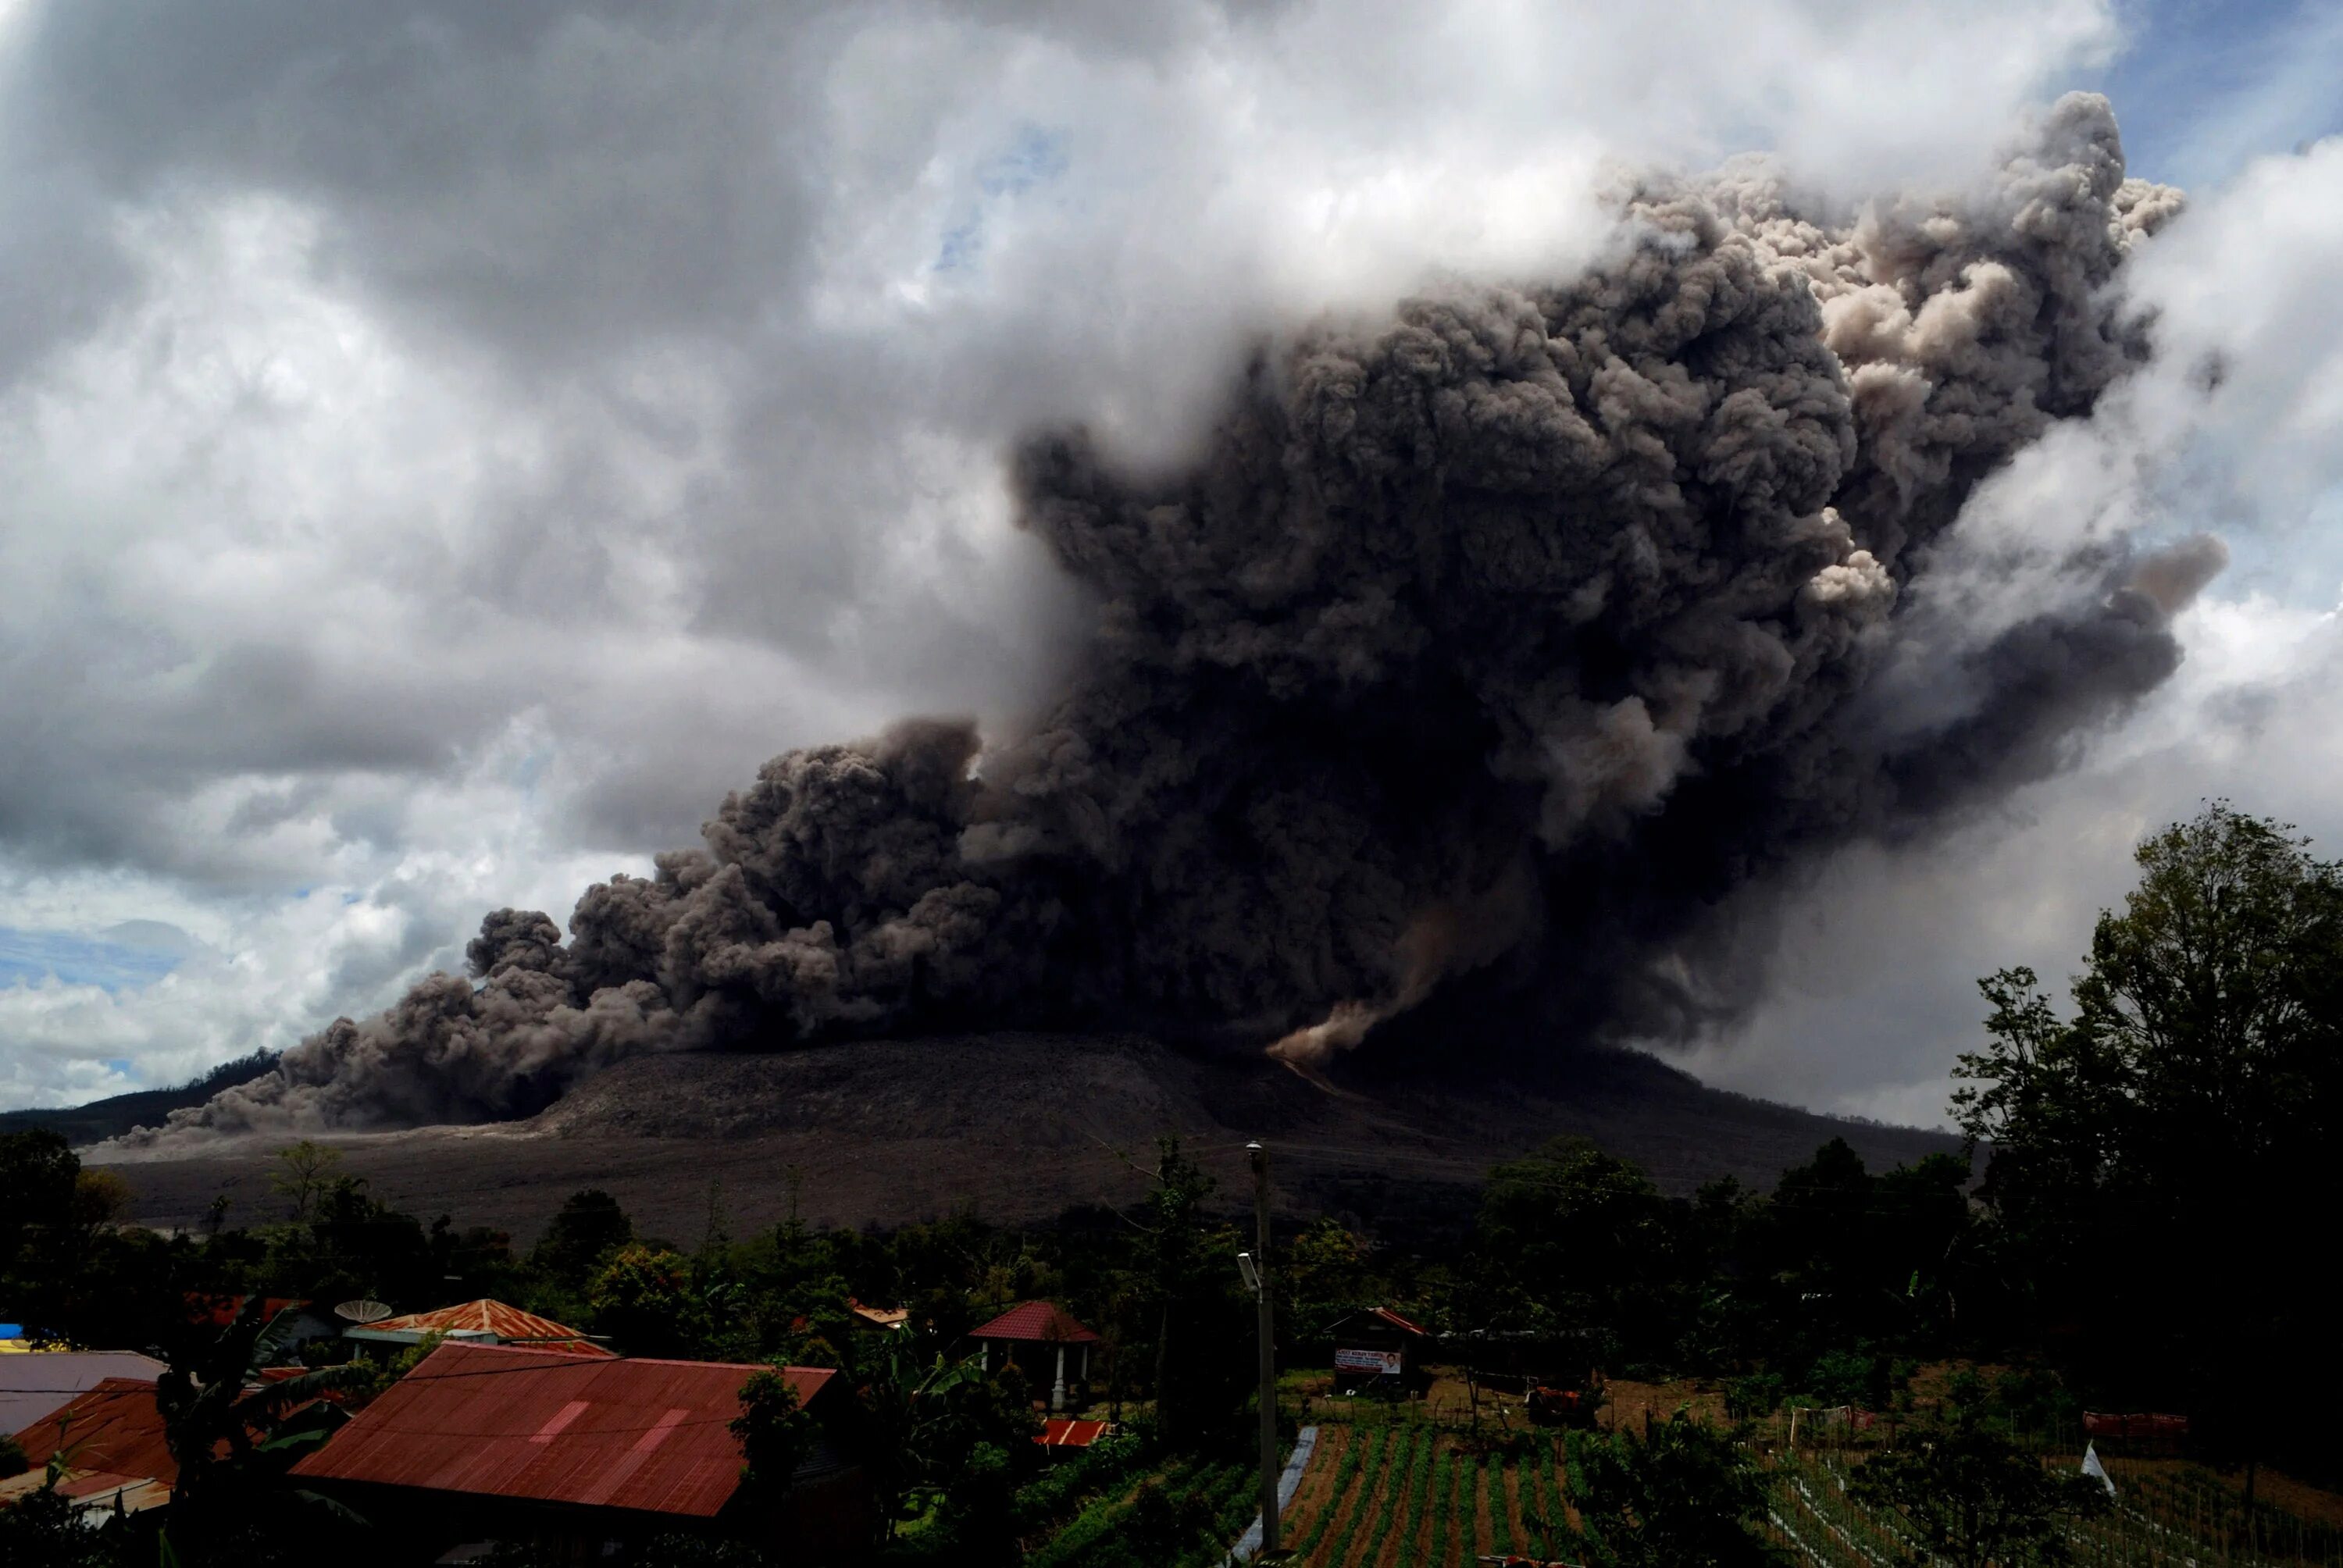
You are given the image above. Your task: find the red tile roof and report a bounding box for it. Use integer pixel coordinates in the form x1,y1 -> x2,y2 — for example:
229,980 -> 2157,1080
1035,1419 -> 1114,1448
291,1342 -> 834,1518
968,1301 -> 1100,1345
365,1299 -> 610,1352
10,1379 -> 180,1485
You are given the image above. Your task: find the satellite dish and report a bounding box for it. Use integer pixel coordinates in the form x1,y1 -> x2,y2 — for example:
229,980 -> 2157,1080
335,1299 -> 393,1324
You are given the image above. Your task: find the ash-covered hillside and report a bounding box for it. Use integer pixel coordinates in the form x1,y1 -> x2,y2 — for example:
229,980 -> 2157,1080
101,1032 -> 1962,1245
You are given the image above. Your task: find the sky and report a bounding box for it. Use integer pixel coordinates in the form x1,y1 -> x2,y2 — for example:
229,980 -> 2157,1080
1,0 -> 2339,1125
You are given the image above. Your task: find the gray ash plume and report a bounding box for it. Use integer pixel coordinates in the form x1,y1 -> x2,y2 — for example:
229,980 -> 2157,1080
123,94 -> 2221,1142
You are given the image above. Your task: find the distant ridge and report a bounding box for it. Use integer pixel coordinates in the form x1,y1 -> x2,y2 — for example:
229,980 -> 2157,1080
0,1050 -> 279,1145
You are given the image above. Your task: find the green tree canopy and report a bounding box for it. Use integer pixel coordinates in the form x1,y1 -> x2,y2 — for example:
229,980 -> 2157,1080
1953,802 -> 2343,1465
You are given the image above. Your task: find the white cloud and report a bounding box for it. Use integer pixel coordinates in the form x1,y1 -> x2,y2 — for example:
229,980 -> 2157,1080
1679,135 -> 2343,1128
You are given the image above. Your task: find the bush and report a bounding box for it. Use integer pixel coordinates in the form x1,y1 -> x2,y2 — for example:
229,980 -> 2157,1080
1722,1372 -> 1783,1420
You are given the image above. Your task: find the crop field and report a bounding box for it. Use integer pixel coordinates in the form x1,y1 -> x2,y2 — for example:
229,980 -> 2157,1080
1764,1450 -> 2343,1568
1278,1424 -> 1573,1567
1022,1452 -> 1265,1568
1274,1424 -> 2343,1568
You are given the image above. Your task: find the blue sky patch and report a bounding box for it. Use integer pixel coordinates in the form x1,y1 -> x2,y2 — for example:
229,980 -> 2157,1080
936,123 -> 1071,273
0,928 -> 184,992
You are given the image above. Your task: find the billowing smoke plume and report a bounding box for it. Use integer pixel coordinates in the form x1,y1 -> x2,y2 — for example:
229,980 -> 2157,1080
123,94 -> 2222,1142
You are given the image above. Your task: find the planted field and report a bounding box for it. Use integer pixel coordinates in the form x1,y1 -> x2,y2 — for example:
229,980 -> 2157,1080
1763,1450 -> 2343,1568
1280,1424 -> 1568,1567
1279,1427 -> 2343,1568
1025,1452 -> 1266,1568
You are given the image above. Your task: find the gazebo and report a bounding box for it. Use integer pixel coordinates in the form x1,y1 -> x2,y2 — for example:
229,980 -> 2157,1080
968,1301 -> 1101,1413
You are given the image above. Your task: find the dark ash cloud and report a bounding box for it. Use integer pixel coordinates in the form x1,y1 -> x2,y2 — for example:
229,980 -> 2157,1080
115,95 -> 2222,1142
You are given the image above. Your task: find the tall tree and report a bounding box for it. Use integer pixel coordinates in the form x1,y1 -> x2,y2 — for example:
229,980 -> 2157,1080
1954,803 -> 2343,1470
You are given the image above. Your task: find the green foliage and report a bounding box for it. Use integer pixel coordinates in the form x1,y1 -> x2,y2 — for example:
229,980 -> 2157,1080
528,1188 -> 635,1288
588,1243 -> 708,1355
1722,1370 -> 1784,1420
1565,1411 -> 1771,1568
730,1365 -> 819,1499
1469,1136 -> 1679,1360
1955,803 -> 2343,1466
1848,1411 -> 2110,1568
1138,1138 -> 1250,1445
267,1140 -> 342,1221
938,1441 -> 1019,1564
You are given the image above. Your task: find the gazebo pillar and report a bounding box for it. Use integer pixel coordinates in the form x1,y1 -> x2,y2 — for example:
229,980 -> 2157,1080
1052,1345 -> 1068,1412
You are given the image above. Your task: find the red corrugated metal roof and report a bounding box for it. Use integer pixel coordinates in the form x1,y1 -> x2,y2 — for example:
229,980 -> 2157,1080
291,1342 -> 833,1518
1370,1307 -> 1430,1337
365,1299 -> 608,1350
1034,1419 -> 1113,1448
968,1301 -> 1100,1344
10,1379 -> 180,1484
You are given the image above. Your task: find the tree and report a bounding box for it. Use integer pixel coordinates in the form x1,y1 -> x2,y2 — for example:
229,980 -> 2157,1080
268,1140 -> 342,1222
0,1131 -> 80,1274
530,1188 -> 635,1288
1954,804 -> 2343,1470
1471,1136 -> 1681,1365
1564,1411 -> 1771,1568
731,1365 -> 820,1499
153,1295 -> 373,1563
1136,1137 -> 1246,1443
1849,1411 -> 2109,1568
589,1244 -> 709,1356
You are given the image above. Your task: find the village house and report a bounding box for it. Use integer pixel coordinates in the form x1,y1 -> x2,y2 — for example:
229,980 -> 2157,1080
967,1300 -> 1100,1413
0,1349 -> 166,1436
4,1377 -> 180,1520
291,1341 -> 870,1563
1326,1306 -> 1431,1392
341,1297 -> 613,1356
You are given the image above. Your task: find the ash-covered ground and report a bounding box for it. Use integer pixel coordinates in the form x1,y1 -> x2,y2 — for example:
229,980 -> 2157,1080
94,1034 -> 1959,1245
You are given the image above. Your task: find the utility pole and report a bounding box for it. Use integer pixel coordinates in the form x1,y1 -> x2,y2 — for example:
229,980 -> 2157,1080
1248,1139 -> 1279,1559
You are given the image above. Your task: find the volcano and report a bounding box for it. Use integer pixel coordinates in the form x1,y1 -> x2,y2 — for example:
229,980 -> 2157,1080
88,1033 -> 1960,1244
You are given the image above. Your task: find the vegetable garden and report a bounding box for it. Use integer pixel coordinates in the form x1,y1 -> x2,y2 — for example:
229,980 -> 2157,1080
1278,1424 -> 1574,1567
1763,1450 -> 2343,1568
1270,1424 -> 2343,1567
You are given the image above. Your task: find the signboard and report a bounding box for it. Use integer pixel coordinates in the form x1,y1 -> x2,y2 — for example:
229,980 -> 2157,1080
1336,1347 -> 1403,1375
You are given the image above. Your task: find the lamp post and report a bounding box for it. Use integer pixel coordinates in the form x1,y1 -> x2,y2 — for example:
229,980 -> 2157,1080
1246,1139 -> 1279,1558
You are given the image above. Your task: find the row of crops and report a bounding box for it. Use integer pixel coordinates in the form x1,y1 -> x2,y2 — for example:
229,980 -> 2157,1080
1023,1451 -> 1266,1568
1763,1451 -> 2343,1568
1265,1426 -> 2343,1568
1281,1424 -> 1575,1567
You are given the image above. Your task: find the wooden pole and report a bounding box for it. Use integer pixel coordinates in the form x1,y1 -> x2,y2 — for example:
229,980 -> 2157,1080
1250,1139 -> 1280,1557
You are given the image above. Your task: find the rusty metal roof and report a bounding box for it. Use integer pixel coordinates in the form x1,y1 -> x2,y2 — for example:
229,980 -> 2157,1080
9,1378 -> 180,1485
291,1342 -> 834,1518
0,1465 -> 173,1518
0,1351 -> 166,1436
362,1299 -> 605,1348
968,1301 -> 1100,1344
1034,1419 -> 1114,1448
